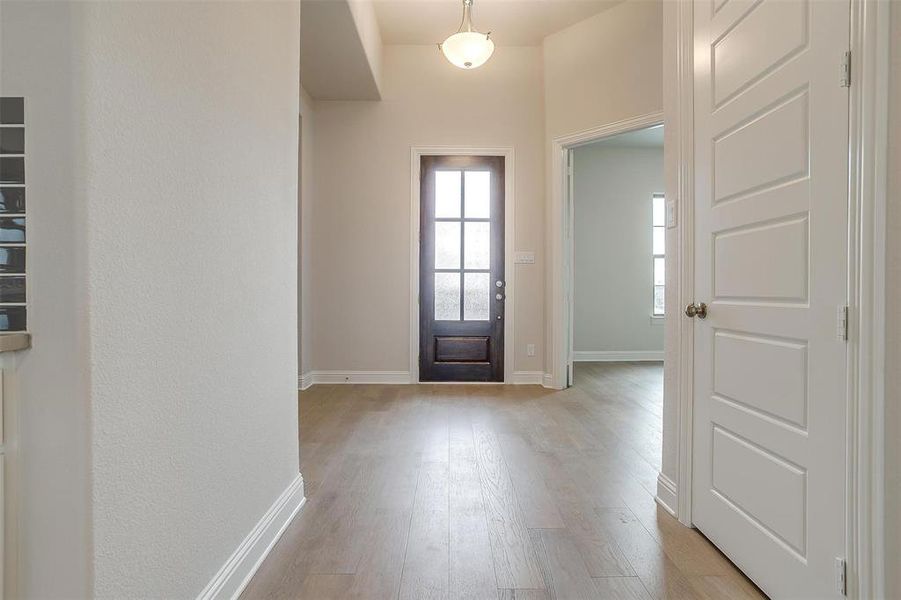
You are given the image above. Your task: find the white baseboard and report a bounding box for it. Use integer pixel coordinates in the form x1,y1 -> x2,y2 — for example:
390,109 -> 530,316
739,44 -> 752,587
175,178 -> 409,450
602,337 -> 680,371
655,473 -> 678,517
309,371 -> 412,385
510,371 -> 545,385
573,351 -> 664,362
197,474 -> 306,600
298,372 -> 313,391
302,371 -> 558,388
542,373 -> 558,389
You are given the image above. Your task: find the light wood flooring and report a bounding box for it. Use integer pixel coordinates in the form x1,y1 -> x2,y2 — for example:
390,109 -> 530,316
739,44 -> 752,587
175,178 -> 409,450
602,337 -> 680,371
242,362 -> 765,600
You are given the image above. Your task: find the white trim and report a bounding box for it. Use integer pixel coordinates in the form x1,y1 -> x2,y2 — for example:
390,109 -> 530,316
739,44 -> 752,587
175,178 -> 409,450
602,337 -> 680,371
572,351 -> 663,362
655,473 -> 678,517
298,372 -> 313,391
548,113 -> 664,392
302,371 -> 551,387
673,0 -> 695,528
409,146 -> 516,384
196,474 -> 306,600
309,371 -> 412,385
542,373 -> 555,389
846,1 -> 889,597
509,371 -> 544,385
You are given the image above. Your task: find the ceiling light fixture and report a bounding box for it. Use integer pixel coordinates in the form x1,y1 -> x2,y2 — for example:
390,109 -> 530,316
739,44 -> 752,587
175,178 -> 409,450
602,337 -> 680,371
439,0 -> 494,70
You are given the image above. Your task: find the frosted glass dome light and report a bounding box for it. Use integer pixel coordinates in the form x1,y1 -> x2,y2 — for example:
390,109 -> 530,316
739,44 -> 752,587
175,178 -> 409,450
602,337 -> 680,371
439,0 -> 494,70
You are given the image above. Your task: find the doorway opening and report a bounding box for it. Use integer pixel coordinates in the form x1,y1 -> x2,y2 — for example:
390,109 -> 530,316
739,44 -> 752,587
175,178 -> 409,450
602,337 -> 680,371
569,125 -> 665,369
561,122 -> 666,383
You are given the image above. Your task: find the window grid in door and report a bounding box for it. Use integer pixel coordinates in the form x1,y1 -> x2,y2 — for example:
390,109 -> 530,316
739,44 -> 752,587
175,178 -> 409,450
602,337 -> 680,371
433,169 -> 492,321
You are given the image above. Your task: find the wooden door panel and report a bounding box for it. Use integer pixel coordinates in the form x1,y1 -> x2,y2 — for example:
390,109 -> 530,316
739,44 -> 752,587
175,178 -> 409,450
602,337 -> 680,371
434,336 -> 490,363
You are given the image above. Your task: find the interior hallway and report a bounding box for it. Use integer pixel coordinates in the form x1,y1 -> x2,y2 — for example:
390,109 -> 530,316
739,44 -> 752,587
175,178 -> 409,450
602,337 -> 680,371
242,363 -> 764,599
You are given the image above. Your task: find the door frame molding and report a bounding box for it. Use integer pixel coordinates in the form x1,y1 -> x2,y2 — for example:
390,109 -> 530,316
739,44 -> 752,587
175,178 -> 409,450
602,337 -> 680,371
409,146 -> 515,384
670,0 -> 696,528
547,111 -> 664,393
846,1 -> 889,597
672,0 -> 890,596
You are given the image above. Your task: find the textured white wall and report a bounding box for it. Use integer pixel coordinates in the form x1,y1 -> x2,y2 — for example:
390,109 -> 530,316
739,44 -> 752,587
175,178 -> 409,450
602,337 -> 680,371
572,144 -> 664,354
80,3 -> 301,597
309,45 -> 546,375
1,2 -> 302,596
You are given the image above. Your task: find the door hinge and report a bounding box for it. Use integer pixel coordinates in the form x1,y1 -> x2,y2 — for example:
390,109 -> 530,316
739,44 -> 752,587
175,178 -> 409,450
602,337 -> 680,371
837,305 -> 849,341
835,557 -> 847,596
841,51 -> 852,87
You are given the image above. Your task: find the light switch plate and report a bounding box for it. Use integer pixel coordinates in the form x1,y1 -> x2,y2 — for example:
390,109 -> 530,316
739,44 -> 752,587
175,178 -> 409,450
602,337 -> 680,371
666,201 -> 677,228
515,251 -> 535,264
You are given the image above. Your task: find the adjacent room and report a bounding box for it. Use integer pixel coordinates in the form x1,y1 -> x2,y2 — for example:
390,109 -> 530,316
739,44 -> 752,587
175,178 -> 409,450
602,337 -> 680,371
570,125 -> 665,407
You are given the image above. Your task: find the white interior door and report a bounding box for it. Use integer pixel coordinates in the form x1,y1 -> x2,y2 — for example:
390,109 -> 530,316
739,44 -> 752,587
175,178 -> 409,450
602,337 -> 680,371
691,0 -> 850,598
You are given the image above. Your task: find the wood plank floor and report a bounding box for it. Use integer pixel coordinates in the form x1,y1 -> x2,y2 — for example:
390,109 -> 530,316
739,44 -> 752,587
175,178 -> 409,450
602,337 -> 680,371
242,362 -> 766,600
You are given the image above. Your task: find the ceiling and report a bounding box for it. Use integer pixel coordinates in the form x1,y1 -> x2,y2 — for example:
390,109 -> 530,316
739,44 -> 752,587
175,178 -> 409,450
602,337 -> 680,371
371,0 -> 624,46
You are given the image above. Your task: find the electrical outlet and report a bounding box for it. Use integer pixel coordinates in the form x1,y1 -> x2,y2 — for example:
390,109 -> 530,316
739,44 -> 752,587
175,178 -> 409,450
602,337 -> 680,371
527,344 -> 536,357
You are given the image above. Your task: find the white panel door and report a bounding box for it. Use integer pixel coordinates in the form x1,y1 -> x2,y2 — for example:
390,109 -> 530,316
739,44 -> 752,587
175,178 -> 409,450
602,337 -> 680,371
691,0 -> 850,598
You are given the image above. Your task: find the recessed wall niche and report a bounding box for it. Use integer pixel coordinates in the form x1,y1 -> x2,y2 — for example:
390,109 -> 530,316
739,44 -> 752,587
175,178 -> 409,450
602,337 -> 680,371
0,98 -> 26,331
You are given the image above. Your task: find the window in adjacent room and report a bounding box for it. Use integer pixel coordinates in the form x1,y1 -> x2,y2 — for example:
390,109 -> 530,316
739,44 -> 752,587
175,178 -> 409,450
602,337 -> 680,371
652,193 -> 665,317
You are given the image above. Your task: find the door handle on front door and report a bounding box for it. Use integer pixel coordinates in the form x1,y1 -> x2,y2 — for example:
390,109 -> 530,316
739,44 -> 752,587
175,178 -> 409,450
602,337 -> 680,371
685,302 -> 708,319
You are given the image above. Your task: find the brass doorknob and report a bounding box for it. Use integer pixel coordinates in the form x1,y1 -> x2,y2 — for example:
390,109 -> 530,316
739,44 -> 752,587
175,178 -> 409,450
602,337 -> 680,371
685,302 -> 708,319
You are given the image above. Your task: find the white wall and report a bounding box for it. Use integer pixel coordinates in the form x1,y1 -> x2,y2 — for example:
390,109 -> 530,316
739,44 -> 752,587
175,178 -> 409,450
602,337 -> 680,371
3,2 -> 301,597
572,143 -> 664,355
309,44 -> 546,376
543,0 -> 663,140
83,3 -> 301,596
886,3 -> 900,596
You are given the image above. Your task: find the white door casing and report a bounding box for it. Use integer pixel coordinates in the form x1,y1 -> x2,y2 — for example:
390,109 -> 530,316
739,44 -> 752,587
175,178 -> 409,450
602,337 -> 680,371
691,0 -> 850,598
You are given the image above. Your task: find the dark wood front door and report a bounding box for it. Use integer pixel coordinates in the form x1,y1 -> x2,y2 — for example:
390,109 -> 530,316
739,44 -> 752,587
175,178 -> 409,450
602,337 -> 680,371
419,155 -> 504,382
